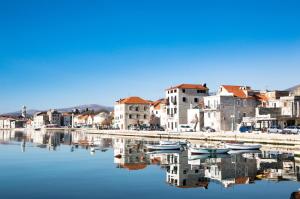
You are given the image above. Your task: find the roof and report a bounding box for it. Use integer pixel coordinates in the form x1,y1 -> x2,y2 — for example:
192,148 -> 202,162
116,96 -> 150,105
151,99 -> 165,110
167,83 -> 208,91
255,93 -> 269,102
0,116 -> 15,121
119,163 -> 147,170
221,85 -> 252,99
34,111 -> 47,116
75,114 -> 89,120
235,177 -> 249,184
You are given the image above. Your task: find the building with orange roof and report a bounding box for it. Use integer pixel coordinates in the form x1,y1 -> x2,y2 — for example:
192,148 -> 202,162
114,96 -> 151,130
149,99 -> 167,128
165,83 -> 209,131
203,85 -> 258,132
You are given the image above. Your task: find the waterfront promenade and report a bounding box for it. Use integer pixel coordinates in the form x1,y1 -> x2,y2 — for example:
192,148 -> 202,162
3,127 -> 300,146
83,129 -> 300,146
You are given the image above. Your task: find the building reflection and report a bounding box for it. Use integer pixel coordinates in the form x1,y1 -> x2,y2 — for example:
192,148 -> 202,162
1,130 -> 300,189
113,138 -> 149,170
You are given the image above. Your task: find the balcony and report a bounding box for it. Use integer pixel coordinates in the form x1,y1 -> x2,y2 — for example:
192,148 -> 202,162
203,105 -> 220,111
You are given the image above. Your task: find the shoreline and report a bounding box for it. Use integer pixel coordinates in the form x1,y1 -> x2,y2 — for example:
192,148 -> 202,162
3,128 -> 300,146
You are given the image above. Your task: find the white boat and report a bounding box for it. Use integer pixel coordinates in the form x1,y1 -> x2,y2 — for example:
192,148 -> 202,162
159,140 -> 187,146
146,143 -> 181,151
225,143 -> 262,150
147,150 -> 181,155
189,153 -> 230,160
189,147 -> 230,155
228,149 -> 261,155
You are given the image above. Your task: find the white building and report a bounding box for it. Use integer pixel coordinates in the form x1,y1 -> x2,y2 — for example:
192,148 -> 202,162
47,109 -> 61,126
93,112 -> 110,127
279,95 -> 300,126
204,85 -> 257,132
150,99 -> 167,128
73,114 -> 89,127
187,107 -> 204,131
114,96 -> 150,130
0,117 -> 16,129
165,84 -> 209,131
33,112 -> 49,128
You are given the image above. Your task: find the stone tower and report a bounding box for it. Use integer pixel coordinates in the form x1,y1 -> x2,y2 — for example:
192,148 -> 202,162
22,105 -> 27,118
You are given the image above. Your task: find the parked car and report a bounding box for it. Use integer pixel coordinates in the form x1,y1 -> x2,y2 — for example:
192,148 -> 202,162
129,125 -> 140,131
267,126 -> 283,134
201,127 -> 216,133
283,126 -> 300,134
239,126 -> 252,133
178,124 -> 194,132
252,127 -> 261,133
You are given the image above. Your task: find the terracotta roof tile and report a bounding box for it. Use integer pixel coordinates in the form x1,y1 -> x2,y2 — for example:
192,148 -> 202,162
222,85 -> 252,99
116,96 -> 150,104
151,99 -> 165,110
120,163 -> 147,170
255,93 -> 269,102
167,83 -> 208,91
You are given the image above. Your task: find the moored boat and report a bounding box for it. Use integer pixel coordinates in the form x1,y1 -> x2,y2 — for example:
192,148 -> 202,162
146,142 -> 181,151
189,153 -> 230,160
189,147 -> 230,155
228,149 -> 261,154
225,143 -> 262,150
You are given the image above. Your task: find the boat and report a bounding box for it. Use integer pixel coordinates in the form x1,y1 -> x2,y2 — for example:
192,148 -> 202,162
146,142 -> 181,151
228,149 -> 261,154
189,147 -> 230,155
225,143 -> 262,150
159,140 -> 187,146
147,150 -> 181,155
189,153 -> 230,160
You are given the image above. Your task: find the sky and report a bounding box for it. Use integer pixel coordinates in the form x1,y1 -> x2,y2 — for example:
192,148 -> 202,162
0,0 -> 300,113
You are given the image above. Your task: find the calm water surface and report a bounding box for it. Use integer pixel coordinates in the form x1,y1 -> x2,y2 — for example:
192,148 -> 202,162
1,130 -> 300,199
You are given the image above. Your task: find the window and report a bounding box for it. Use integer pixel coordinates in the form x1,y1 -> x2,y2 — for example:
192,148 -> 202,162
197,90 -> 200,93
183,97 -> 187,102
144,106 -> 147,111
129,114 -> 132,119
174,108 -> 177,114
144,115 -> 147,119
243,113 -> 246,117
194,98 -> 198,103
135,107 -> 139,111
182,89 -> 185,93
167,108 -> 170,115
137,114 -> 140,119
174,89 -> 177,93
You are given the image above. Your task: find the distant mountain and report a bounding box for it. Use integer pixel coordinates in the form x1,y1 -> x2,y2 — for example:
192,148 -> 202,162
286,84 -> 300,92
1,104 -> 113,117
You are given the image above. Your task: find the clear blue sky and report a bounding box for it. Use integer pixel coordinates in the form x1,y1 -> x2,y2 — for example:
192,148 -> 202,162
1,0 -> 300,113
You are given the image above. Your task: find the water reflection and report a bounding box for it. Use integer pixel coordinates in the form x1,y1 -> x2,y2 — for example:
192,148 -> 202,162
1,129 -> 300,192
